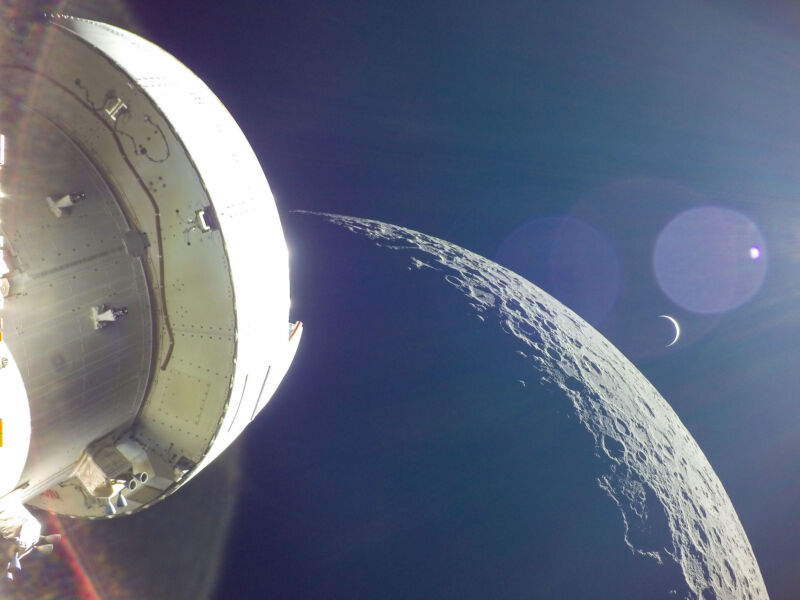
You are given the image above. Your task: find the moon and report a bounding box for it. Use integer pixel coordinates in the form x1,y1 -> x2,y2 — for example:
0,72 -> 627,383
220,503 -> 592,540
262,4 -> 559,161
313,212 -> 768,600
659,315 -> 681,347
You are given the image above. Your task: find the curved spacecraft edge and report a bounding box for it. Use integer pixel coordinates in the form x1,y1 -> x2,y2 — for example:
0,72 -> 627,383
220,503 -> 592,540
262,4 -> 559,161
0,14 -> 301,568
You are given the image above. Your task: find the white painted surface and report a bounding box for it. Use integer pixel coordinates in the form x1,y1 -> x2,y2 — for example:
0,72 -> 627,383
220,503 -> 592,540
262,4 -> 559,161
0,342 -> 30,498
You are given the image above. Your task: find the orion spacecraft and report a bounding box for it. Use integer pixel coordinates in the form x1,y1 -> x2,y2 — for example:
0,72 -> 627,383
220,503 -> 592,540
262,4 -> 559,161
0,14 -> 301,577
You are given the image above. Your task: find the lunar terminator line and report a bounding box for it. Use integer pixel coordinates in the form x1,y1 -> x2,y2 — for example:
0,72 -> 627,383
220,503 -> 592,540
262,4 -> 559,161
0,15 -> 301,577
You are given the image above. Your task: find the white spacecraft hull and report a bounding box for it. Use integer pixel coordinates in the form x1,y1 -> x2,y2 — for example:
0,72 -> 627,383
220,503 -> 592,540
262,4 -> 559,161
0,14 -> 301,554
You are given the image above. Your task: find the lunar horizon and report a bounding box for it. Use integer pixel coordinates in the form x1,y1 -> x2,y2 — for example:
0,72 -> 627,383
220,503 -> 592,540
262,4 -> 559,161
308,212 -> 768,600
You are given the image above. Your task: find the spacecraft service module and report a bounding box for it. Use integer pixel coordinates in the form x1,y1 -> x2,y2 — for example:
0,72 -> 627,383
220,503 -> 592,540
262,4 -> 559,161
0,14 -> 301,577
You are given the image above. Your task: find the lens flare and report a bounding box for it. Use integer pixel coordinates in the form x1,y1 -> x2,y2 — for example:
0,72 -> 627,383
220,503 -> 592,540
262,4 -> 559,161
653,207 -> 767,314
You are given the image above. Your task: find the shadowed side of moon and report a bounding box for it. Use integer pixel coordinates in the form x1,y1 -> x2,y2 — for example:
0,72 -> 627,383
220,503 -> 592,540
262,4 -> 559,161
313,212 -> 768,600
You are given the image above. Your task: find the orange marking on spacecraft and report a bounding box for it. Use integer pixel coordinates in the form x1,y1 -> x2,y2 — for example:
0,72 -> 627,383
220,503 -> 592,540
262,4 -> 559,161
0,418 -> 3,447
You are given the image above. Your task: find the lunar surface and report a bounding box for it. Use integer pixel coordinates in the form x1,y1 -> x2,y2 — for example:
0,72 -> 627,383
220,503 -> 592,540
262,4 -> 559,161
311,212 -> 768,600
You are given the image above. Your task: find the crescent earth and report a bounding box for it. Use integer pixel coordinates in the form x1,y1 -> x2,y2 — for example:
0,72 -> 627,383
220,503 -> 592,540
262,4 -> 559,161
310,212 -> 768,600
